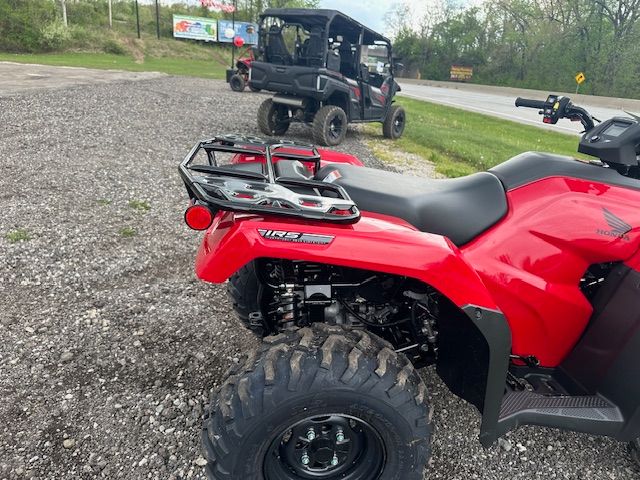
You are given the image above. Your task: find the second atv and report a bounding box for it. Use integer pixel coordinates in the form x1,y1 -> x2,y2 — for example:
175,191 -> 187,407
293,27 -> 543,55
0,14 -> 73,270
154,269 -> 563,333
228,46 -> 261,93
249,9 -> 405,146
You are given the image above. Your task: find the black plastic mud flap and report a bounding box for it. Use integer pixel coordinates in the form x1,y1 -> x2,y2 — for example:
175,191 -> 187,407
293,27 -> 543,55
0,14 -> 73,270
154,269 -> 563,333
461,305 -> 512,447
465,266 -> 640,446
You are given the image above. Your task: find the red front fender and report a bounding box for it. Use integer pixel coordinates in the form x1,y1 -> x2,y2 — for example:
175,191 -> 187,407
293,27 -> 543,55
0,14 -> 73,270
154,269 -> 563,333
195,211 -> 498,310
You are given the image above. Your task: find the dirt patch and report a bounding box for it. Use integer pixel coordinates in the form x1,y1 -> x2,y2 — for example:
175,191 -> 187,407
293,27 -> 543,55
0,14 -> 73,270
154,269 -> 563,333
122,38 -> 145,64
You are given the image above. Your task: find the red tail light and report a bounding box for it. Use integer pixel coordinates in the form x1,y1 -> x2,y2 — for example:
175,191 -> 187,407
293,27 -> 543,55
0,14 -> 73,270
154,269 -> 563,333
184,204 -> 213,230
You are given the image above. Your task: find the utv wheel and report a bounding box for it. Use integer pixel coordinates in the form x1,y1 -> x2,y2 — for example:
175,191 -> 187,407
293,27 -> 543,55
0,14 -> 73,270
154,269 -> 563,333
227,261 -> 265,337
202,324 -> 432,480
230,74 -> 246,92
382,105 -> 406,139
258,98 -> 290,136
312,105 -> 348,146
631,439 -> 640,468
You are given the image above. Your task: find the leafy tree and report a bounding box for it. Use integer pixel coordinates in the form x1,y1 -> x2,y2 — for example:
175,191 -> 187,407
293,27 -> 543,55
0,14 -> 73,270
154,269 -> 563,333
385,0 -> 640,99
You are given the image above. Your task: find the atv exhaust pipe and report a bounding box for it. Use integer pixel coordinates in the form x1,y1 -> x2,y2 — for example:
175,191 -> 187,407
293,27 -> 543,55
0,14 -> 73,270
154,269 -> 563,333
272,94 -> 306,108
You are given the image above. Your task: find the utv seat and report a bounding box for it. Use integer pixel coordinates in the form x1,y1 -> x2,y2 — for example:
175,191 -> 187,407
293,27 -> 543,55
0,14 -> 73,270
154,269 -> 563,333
266,26 -> 292,65
316,164 -> 508,246
338,41 -> 356,78
306,26 -> 325,67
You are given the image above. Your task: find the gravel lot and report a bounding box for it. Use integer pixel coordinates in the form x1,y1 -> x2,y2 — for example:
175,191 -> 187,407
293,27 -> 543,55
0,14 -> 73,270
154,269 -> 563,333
0,72 -> 637,480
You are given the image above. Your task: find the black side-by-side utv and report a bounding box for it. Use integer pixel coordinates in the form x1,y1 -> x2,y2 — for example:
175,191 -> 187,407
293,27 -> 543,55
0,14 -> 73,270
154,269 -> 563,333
249,9 -> 405,146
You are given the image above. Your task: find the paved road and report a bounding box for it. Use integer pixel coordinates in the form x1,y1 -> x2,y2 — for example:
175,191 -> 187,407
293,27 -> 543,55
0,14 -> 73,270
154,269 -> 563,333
0,61 -> 164,96
399,80 -> 638,134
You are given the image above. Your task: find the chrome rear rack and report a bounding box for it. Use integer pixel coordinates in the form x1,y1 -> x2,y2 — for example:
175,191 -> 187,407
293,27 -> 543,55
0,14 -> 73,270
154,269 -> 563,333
179,134 -> 360,223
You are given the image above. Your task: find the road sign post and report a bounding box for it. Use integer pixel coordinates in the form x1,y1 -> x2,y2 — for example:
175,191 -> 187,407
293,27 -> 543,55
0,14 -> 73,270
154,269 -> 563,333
575,72 -> 586,94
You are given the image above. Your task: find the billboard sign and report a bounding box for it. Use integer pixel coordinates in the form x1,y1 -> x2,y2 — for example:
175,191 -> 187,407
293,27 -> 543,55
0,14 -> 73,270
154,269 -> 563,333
173,15 -> 217,42
217,20 -> 259,45
450,65 -> 473,81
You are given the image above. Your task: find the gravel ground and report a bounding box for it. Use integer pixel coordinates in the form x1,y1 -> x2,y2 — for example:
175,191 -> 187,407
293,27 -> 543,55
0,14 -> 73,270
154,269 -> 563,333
0,75 -> 637,480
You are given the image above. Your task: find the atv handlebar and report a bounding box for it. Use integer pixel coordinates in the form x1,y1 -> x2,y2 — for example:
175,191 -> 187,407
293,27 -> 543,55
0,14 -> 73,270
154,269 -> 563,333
515,95 -> 596,132
515,98 -> 546,110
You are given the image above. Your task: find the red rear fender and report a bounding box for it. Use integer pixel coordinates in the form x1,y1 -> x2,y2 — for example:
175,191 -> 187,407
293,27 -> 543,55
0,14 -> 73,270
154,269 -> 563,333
195,211 -> 498,310
231,149 -> 364,173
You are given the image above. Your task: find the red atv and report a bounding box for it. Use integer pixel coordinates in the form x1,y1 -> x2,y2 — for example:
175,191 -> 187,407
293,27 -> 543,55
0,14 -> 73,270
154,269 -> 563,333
228,47 -> 261,93
180,96 -> 640,479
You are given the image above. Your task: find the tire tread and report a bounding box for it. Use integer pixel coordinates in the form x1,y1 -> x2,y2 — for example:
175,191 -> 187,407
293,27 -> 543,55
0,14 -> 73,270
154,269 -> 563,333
202,325 -> 432,479
312,105 -> 348,146
382,104 -> 406,139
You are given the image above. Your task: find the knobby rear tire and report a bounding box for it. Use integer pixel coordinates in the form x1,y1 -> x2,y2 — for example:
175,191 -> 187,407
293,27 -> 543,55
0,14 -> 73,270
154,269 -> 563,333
202,324 -> 433,480
312,105 -> 348,146
227,261 -> 265,337
257,98 -> 289,136
230,74 -> 246,92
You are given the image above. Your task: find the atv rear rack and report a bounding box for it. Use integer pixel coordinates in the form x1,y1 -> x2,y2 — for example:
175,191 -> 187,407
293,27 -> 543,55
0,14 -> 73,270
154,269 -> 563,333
179,134 -> 360,223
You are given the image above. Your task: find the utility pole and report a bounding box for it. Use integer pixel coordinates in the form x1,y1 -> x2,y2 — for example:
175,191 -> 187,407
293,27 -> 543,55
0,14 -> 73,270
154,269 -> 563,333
155,0 -> 161,39
135,0 -> 141,39
108,0 -> 113,29
61,0 -> 68,27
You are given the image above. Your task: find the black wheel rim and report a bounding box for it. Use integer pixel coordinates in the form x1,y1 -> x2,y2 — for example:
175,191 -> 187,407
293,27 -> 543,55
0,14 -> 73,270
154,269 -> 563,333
393,110 -> 405,136
270,106 -> 286,133
263,414 -> 385,480
328,114 -> 344,140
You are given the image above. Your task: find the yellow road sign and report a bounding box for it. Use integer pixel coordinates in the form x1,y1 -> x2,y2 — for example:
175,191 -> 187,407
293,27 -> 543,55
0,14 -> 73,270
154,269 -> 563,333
575,72 -> 586,85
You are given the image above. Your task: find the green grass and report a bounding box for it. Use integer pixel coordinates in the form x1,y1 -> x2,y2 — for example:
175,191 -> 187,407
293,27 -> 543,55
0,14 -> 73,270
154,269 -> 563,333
97,198 -> 112,206
5,228 -> 31,243
128,199 -> 151,213
119,227 -> 137,238
0,49 -> 228,79
367,97 -> 586,177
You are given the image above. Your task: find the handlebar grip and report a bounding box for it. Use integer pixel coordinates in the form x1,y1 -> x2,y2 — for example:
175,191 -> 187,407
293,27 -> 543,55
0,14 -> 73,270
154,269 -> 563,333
515,97 -> 546,109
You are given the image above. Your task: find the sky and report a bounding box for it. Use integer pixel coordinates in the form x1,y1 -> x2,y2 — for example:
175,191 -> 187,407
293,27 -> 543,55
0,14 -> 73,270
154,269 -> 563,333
319,0 -> 422,34
319,0 -> 482,36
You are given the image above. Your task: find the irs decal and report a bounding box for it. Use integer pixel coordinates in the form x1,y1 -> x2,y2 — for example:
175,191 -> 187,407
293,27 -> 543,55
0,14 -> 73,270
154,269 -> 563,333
258,229 -> 335,245
597,208 -> 632,241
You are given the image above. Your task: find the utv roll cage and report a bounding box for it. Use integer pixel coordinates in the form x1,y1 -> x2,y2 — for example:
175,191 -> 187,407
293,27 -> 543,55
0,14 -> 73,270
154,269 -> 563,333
257,8 -> 393,75
251,9 -> 404,146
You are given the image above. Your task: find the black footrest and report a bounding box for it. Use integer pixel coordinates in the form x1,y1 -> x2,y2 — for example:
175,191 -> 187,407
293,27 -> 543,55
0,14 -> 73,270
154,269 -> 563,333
500,391 -> 622,422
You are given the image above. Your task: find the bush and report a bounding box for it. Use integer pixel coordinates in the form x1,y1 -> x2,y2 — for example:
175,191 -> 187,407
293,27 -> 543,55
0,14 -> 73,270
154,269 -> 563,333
102,38 -> 127,55
40,21 -> 71,51
0,0 -> 57,52
69,25 -> 97,45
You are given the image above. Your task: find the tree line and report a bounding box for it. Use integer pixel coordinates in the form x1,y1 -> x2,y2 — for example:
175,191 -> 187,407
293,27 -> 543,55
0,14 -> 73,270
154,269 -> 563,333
388,0 -> 640,99
0,0 -> 317,53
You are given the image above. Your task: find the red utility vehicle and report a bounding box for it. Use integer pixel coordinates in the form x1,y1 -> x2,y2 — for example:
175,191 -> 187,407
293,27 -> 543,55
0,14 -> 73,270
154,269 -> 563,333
228,47 -> 261,93
180,97 -> 640,479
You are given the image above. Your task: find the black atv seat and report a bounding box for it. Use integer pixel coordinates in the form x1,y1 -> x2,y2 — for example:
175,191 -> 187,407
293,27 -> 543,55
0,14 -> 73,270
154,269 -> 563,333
316,164 -> 508,246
